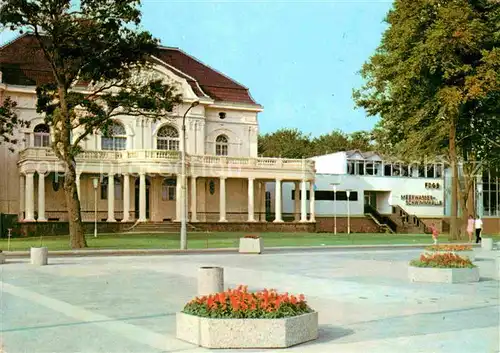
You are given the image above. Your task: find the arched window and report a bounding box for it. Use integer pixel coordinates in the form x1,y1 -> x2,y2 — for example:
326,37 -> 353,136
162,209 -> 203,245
157,125 -> 179,151
101,121 -> 126,150
161,178 -> 176,201
34,124 -> 50,147
215,135 -> 228,156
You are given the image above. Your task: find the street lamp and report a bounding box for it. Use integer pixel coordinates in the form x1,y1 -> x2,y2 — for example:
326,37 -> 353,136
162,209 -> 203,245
346,189 -> 352,235
180,100 -> 200,250
92,177 -> 99,238
330,183 -> 340,234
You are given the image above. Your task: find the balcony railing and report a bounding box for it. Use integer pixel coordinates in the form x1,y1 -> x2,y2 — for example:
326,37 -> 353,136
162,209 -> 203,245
18,147 -> 315,169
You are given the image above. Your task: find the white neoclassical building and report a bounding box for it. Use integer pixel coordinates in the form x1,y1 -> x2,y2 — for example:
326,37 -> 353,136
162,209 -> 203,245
0,34 -> 316,232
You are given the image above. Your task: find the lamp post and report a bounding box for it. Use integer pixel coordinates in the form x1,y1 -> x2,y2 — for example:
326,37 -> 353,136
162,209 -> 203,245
346,189 -> 352,235
330,183 -> 339,235
180,100 -> 200,250
92,177 -> 99,238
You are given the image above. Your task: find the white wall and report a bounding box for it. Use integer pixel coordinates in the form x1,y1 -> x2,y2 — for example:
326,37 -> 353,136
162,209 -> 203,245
277,174 -> 445,217
310,152 -> 346,174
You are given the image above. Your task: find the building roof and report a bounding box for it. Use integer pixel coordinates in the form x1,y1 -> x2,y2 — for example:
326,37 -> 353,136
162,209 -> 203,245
0,33 -> 260,106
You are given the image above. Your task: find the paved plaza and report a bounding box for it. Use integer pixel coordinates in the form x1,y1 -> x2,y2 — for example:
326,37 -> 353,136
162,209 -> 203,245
1,248 -> 499,353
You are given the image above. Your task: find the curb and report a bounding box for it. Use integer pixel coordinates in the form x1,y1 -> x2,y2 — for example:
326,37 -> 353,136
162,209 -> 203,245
3,243 -> 481,259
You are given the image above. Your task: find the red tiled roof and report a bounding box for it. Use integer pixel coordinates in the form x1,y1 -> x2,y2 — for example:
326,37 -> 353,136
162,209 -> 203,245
0,33 -> 259,105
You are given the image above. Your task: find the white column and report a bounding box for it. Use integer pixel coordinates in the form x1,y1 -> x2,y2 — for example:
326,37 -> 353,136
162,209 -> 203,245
107,174 -> 116,222
294,181 -> 300,221
76,173 -> 81,199
191,176 -> 198,222
37,172 -> 46,221
274,178 -> 283,222
309,180 -> 316,222
219,177 -> 227,222
248,177 -> 255,222
175,174 -> 181,221
122,173 -> 130,222
19,175 -> 25,221
300,180 -> 307,222
25,172 -> 35,221
139,173 -> 147,221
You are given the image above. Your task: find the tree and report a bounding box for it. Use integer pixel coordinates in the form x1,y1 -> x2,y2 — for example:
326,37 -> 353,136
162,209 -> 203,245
311,130 -> 349,156
0,96 -> 28,151
354,0 -> 500,239
258,128 -> 312,158
0,0 -> 182,248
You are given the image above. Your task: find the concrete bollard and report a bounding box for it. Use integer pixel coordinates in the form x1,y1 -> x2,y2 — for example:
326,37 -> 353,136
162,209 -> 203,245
30,247 -> 48,266
482,238 -> 494,251
0,252 -> 5,264
198,267 -> 224,296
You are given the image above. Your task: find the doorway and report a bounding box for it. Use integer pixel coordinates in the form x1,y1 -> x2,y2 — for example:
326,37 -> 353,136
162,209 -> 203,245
364,191 -> 377,209
135,178 -> 150,219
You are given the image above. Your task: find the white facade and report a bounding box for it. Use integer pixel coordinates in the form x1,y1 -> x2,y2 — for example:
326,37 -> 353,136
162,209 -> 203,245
0,34 -> 316,224
275,151 -> 445,219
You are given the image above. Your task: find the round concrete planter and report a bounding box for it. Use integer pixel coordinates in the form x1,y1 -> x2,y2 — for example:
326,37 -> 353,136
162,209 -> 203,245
30,247 -> 48,266
197,267 -> 224,296
408,265 -> 479,283
0,252 -> 5,264
176,311 -> 319,348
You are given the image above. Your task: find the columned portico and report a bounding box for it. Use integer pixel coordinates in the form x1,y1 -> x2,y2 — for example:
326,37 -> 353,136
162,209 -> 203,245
294,181 -> 300,221
300,180 -> 307,222
76,173 -> 81,198
107,173 -> 116,222
122,173 -> 130,222
309,180 -> 316,222
37,172 -> 47,221
19,175 -> 25,221
248,177 -> 255,222
138,172 -> 147,222
191,176 -> 198,222
219,177 -> 227,222
175,174 -> 181,222
274,178 -> 283,222
25,172 -> 35,221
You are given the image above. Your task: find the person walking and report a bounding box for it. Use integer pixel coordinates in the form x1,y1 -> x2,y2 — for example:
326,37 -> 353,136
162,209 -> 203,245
430,223 -> 439,245
474,216 -> 483,243
467,215 -> 475,243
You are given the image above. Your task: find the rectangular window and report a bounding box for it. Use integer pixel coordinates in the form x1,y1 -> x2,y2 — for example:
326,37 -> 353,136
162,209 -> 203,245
216,144 -> 228,156
298,190 -> 359,201
347,161 -> 355,175
101,182 -> 108,200
384,164 -> 392,176
114,181 -> 122,200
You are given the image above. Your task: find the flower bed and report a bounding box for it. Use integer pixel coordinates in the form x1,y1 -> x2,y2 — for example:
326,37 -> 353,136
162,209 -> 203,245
176,285 -> 318,348
425,245 -> 472,252
239,235 -> 263,254
409,253 -> 479,283
411,252 -> 475,268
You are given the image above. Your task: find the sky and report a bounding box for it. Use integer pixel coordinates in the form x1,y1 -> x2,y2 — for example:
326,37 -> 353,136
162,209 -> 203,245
0,0 -> 393,136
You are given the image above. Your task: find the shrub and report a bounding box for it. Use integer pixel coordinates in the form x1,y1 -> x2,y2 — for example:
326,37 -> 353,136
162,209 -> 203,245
410,253 -> 476,268
182,285 -> 313,319
425,245 -> 472,252
243,234 -> 260,239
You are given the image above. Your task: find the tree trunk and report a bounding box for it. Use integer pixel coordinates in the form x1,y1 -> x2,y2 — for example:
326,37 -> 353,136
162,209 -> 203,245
63,156 -> 87,249
449,117 -> 459,240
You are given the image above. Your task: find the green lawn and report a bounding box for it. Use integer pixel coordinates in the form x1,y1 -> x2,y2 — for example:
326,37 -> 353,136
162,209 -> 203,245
2,232 -> 497,251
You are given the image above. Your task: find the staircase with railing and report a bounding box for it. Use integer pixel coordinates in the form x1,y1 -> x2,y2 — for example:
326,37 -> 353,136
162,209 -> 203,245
364,204 -> 397,233
390,205 -> 430,234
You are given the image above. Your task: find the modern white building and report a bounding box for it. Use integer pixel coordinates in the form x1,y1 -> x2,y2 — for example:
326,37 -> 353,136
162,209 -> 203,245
269,150 -> 445,233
